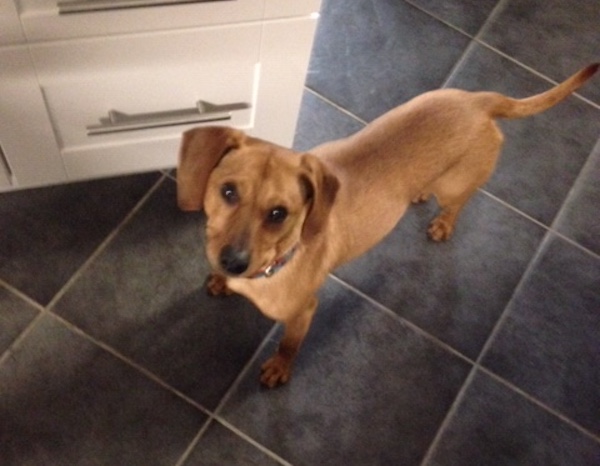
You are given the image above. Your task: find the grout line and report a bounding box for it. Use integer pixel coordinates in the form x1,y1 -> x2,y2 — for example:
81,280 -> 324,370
427,0 -> 600,110
173,417 -> 214,466
0,277 -> 45,313
47,311 -> 211,416
0,174 -> 167,374
403,0 -> 506,90
402,0 -> 476,39
550,137 -> 600,257
473,0 -> 509,41
471,40 -> 600,109
211,417 -> 295,466
478,366 -> 600,444
330,223 -> 600,463
327,274 -> 476,367
420,230 -> 557,464
0,279 -> 46,371
478,189 -> 550,231
472,230 -> 551,368
547,229 -> 600,261
303,86 -> 368,126
418,363 -> 479,466
174,323 -> 287,466
0,277 -> 45,370
0,312 -> 45,370
212,323 -> 281,417
46,173 -> 167,311
441,39 -> 479,88
163,169 -> 176,181
479,189 -> 600,261
424,229 -> 550,463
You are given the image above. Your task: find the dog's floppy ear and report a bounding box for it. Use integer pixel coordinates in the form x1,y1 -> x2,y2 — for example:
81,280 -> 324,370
177,126 -> 245,211
299,154 -> 340,241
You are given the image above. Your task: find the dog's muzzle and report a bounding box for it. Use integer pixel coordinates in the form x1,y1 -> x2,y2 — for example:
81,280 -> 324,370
219,245 -> 250,276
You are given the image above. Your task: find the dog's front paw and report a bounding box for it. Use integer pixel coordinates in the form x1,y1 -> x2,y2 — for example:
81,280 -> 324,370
260,354 -> 293,388
205,273 -> 233,297
427,217 -> 454,242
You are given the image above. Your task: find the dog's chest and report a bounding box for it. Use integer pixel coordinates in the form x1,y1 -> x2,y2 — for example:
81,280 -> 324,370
226,274 -> 297,321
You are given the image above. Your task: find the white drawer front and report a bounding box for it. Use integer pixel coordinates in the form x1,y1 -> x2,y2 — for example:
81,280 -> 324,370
31,25 -> 261,179
17,0 -> 264,41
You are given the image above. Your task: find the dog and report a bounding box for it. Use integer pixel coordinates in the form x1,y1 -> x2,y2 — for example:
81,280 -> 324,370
177,63 -> 598,388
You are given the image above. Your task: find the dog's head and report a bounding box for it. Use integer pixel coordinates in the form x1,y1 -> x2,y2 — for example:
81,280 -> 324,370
177,126 -> 339,278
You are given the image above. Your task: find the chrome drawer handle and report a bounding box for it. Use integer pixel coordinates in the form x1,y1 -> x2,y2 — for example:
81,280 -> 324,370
86,100 -> 250,136
58,0 -> 232,15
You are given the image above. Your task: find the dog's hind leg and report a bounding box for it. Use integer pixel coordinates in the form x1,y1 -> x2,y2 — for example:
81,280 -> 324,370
427,191 -> 475,241
428,145 -> 500,241
412,192 -> 432,204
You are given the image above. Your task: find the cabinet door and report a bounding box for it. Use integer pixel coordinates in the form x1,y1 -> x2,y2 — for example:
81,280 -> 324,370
0,47 -> 65,191
264,0 -> 320,19
0,0 -> 24,45
31,25 -> 261,180
0,144 -> 12,189
252,16 -> 319,146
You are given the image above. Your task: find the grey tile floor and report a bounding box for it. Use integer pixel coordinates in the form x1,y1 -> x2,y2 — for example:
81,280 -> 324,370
1,0 -> 599,464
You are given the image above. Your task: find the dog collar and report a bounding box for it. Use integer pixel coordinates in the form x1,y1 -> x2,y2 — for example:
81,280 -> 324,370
251,245 -> 299,279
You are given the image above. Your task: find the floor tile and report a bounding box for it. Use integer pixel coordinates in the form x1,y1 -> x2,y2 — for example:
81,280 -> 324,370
0,287 -> 39,354
482,234 -> 600,435
406,0 -> 499,35
52,178 -> 273,409
427,370 -> 600,466
293,90 -> 364,152
183,421 -> 282,466
554,138 -> 600,256
480,0 -> 600,104
0,314 -> 206,466
0,172 -> 161,306
220,279 -> 472,466
446,43 -> 600,225
306,0 -> 471,122
334,191 -> 545,360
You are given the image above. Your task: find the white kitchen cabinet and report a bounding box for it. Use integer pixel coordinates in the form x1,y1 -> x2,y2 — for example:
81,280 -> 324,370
0,0 -> 320,191
0,47 -> 66,188
0,0 -> 24,45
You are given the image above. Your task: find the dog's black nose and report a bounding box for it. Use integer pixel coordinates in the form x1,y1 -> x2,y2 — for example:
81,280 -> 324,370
219,245 -> 250,275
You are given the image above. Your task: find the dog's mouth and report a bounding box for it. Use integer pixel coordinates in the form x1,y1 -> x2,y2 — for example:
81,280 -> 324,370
213,243 -> 299,279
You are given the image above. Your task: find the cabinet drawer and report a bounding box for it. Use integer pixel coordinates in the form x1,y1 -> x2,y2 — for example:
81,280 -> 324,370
30,25 -> 260,179
17,0 -> 263,41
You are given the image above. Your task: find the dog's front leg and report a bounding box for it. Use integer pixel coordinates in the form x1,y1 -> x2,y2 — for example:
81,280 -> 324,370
260,296 -> 318,388
205,273 -> 233,297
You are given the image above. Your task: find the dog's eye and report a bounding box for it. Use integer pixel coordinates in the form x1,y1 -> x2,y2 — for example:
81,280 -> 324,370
221,183 -> 239,205
266,206 -> 288,224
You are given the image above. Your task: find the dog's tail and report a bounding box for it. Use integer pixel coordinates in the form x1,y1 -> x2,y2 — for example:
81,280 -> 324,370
484,63 -> 598,119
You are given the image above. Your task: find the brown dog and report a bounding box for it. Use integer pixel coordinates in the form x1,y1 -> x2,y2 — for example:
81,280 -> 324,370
178,63 -> 598,388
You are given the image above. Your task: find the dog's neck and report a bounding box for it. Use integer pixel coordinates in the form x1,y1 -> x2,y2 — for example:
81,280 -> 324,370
250,244 -> 299,279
